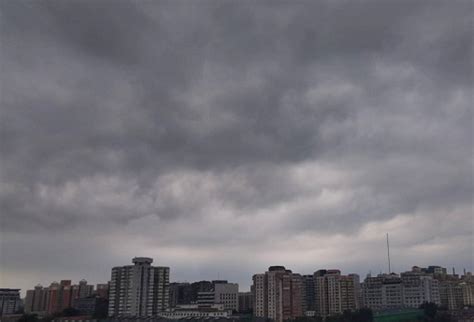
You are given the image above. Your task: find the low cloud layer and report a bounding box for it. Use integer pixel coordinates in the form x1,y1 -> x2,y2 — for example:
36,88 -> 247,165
1,0 -> 472,293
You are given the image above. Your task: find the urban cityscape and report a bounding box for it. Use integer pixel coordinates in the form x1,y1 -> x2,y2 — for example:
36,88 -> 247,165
1,257 -> 473,322
1,1 -> 472,322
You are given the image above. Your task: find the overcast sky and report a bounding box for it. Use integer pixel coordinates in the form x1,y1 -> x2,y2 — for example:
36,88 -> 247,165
0,0 -> 472,295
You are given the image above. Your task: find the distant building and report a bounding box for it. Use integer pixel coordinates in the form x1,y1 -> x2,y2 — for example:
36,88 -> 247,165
197,292 -> 215,305
94,284 -> 109,300
0,289 -> 21,316
108,257 -> 170,317
190,281 -> 213,303
439,280 -> 464,310
252,266 -> 304,322
193,281 -> 238,312
24,280 -> 100,316
238,292 -> 253,313
71,280 -> 93,302
314,270 -> 358,317
158,304 -> 230,319
362,274 -> 403,310
169,283 -> 193,307
24,285 -> 49,314
401,271 -> 440,307
362,270 -> 441,311
213,282 -> 238,312
73,296 -> 108,317
430,268 -> 474,310
301,275 -> 315,313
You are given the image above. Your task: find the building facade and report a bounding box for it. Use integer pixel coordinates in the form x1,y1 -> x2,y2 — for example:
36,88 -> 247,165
362,270 -> 441,311
252,266 -> 304,322
108,257 -> 169,317
238,292 -> 253,313
314,270 -> 358,317
0,289 -> 21,316
301,275 -> 315,314
400,271 -> 440,308
24,280 -> 98,315
24,285 -> 49,314
213,281 -> 238,312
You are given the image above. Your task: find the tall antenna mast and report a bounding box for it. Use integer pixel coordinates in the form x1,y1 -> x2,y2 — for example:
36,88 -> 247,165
386,233 -> 391,274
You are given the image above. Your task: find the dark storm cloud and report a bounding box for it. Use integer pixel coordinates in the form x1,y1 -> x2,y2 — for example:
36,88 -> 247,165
0,0 -> 472,291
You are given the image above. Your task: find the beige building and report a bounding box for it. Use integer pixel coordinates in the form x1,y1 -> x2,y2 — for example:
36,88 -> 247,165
314,270 -> 359,317
253,266 -> 304,322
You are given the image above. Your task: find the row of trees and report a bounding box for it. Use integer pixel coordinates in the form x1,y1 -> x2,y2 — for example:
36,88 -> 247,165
18,303 -> 454,322
18,306 -> 108,322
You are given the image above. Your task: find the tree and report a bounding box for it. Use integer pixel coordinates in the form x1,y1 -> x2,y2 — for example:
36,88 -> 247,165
353,308 -> 373,322
61,307 -> 81,317
419,302 -> 438,320
18,314 -> 39,322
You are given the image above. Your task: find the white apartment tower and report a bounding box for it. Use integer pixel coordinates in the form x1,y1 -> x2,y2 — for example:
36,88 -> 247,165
108,257 -> 169,317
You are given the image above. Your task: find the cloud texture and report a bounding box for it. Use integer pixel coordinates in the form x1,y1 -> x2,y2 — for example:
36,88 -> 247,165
0,0 -> 472,293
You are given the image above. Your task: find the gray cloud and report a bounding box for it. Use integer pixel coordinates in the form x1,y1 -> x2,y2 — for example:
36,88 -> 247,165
0,0 -> 472,293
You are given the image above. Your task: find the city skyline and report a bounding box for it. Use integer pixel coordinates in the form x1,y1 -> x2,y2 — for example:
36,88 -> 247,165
11,260 -> 473,297
1,0 -> 472,301
13,260 -> 474,320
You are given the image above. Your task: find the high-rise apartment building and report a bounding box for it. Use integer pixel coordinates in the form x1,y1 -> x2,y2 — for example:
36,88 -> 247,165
24,285 -> 49,314
252,266 -> 304,322
314,270 -> 358,317
72,280 -> 93,300
108,257 -> 170,317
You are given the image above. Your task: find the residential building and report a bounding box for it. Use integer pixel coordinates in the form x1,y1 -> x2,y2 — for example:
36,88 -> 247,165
71,280 -> 93,302
362,274 -> 403,310
362,271 -> 441,311
401,271 -> 440,308
24,285 -> 49,314
252,266 -> 304,322
108,257 -> 169,317
314,270 -> 358,317
302,275 -> 315,313
0,289 -> 21,316
238,292 -> 253,313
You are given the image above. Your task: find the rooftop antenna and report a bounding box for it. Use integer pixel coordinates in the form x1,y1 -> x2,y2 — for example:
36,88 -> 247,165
386,233 -> 392,274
